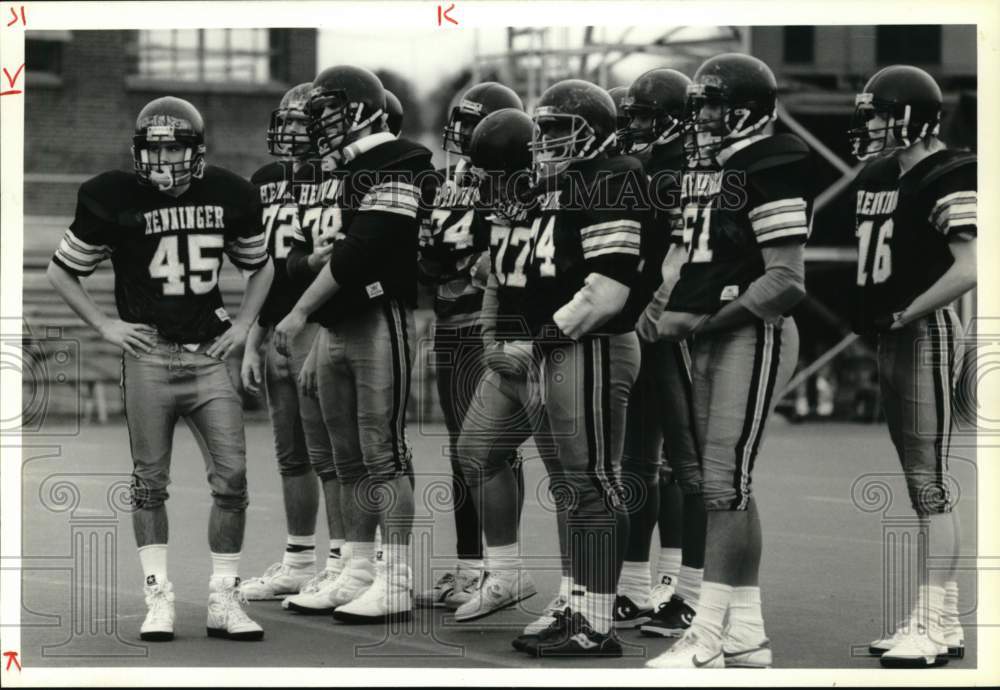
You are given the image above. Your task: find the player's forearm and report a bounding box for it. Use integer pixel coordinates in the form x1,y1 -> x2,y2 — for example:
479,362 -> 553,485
245,318 -> 269,354
644,244 -> 686,321
291,264 -> 340,318
554,272 -> 631,339
46,262 -> 112,332
718,243 -> 806,329
897,238 -> 976,327
286,244 -> 319,279
479,274 -> 500,346
233,260 -> 274,327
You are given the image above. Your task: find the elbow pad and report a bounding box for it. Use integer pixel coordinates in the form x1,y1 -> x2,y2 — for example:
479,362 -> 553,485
553,273 -> 630,340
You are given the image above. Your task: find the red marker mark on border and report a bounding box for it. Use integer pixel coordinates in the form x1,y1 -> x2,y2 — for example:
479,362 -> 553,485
6,5 -> 26,27
1,62 -> 24,95
3,651 -> 20,672
437,3 -> 457,26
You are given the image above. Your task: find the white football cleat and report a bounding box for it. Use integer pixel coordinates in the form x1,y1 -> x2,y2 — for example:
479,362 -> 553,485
240,562 -> 315,601
453,570 -> 536,622
645,628 -> 724,669
332,563 -> 412,624
285,561 -> 374,614
879,626 -> 949,668
281,568 -> 339,610
140,578 -> 176,641
722,627 -> 773,668
443,568 -> 481,609
869,618 -> 964,658
206,577 -> 264,641
522,593 -> 570,635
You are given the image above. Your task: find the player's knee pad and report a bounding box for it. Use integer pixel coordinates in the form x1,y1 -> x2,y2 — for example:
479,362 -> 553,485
277,455 -> 313,478
310,454 -> 338,482
130,476 -> 168,510
316,467 -> 339,484
333,457 -> 368,485
908,477 -> 954,515
702,480 -> 748,512
212,490 -> 249,512
617,468 -> 656,515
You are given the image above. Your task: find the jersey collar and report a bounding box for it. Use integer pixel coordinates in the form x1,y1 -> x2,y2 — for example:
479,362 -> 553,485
717,134 -> 768,166
341,132 -> 397,164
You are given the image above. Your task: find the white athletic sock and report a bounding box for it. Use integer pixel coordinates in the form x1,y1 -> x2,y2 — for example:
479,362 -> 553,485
690,581 -> 731,643
618,560 -> 651,604
485,543 -> 521,574
283,534 -> 316,569
570,584 -> 586,614
728,586 -> 765,638
655,547 -> 682,586
348,541 -> 375,567
138,544 -> 168,586
326,538 -> 346,569
387,542 -> 411,579
210,552 -> 240,582
944,581 -> 960,627
585,591 -> 614,635
916,584 -> 947,635
559,576 -> 573,601
675,565 -> 704,605
457,558 -> 483,574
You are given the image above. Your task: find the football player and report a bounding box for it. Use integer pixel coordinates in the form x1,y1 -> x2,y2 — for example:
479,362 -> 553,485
273,65 -> 434,624
848,65 -> 974,668
384,89 -> 404,137
615,68 -> 708,636
238,84 -> 346,603
416,81 -> 527,610
496,79 -> 644,657
645,54 -> 811,669
47,96 -> 274,641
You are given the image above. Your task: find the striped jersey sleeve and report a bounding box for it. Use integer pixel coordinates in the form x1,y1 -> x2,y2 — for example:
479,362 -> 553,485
358,180 -> 422,218
224,192 -> 269,270
53,188 -> 116,276
930,190 -> 977,237
748,197 -> 810,246
580,219 -> 642,260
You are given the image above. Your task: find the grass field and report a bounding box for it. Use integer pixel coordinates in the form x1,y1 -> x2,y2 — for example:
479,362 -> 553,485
18,419 -> 978,669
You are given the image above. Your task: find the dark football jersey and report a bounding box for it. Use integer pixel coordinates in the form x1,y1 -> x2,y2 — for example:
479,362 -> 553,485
522,155 -> 646,340
53,167 -> 268,343
622,140 -> 686,323
287,136 -> 434,328
667,134 -> 813,314
852,148 -> 977,333
487,206 -> 539,341
251,159 -> 323,327
419,162 -> 490,327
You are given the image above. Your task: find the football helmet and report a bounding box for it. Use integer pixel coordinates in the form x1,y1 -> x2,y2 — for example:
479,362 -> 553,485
132,96 -> 206,190
307,65 -> 385,156
848,65 -> 943,160
443,81 -> 524,156
267,82 -> 314,158
684,53 -> 777,165
607,86 -> 631,132
469,107 -> 535,221
619,68 -> 691,155
384,89 -> 404,137
529,79 -> 617,180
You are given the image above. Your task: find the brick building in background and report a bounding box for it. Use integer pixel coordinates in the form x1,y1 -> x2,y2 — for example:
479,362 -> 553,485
24,28 -> 317,216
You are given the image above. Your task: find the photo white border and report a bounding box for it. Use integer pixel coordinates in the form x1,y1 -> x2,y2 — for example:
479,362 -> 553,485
2,1 -> 998,686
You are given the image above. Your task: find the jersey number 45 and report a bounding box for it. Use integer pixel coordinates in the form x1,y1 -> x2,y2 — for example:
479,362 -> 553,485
149,235 -> 224,296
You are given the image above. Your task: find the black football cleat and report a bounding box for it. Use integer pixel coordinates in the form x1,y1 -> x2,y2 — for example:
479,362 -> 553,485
525,612 -> 623,658
613,594 -> 653,629
640,594 -> 695,638
512,606 -> 571,653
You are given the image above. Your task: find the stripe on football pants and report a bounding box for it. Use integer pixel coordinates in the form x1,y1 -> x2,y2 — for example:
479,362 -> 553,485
730,322 -> 782,511
383,300 -> 411,474
674,339 -> 702,460
931,309 -> 956,507
582,337 -> 618,508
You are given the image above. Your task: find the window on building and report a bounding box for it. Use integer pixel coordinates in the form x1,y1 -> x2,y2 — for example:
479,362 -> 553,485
876,25 -> 942,65
132,29 -> 283,82
783,26 -> 815,64
26,31 -> 71,76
